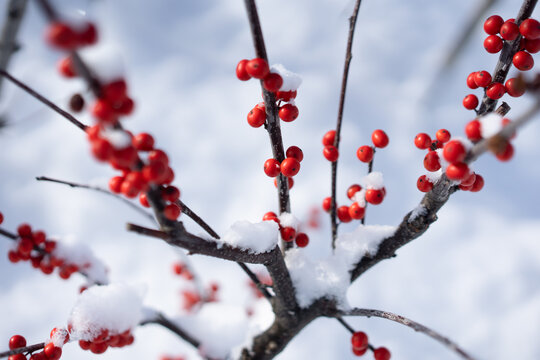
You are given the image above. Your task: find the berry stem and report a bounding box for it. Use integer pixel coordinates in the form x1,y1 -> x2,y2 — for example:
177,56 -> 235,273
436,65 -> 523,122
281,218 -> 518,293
0,342 -> 45,358
0,227 -> 17,240
330,0 -> 363,248
360,148 -> 376,226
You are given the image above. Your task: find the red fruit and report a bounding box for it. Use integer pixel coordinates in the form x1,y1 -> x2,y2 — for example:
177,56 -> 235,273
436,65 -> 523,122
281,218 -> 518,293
352,347 -> 367,356
470,174 -> 485,192
17,223 -> 32,237
500,21 -> 520,41
295,233 -> 309,247
505,78 -> 526,97
322,130 -> 336,146
262,211 -> 279,222
246,58 -> 270,79
172,262 -> 184,275
466,72 -> 479,89
8,250 -> 20,263
133,133 -> 155,151
347,184 -> 362,199
278,104 -> 299,122
483,15 -> 504,35
142,161 -> 167,183
162,167 -> 175,185
463,94 -> 479,110
117,97 -> 135,115
337,206 -> 352,223
461,172 -> 477,187
435,129 -> 451,143
0,211 -> 3,225
519,18 -> 540,39
91,138 -> 114,161
9,335 -> 26,350
276,90 -> 296,101
417,175 -> 433,192
280,227 -> 296,242
524,38 -> 540,53
484,35 -> 503,53
474,71 -> 492,88
46,22 -> 77,49
373,347 -> 391,360
18,237 -> 34,255
513,51 -> 534,71
121,181 -> 140,199
286,146 -> 304,162
322,197 -> 332,212
263,158 -> 281,177
79,22 -> 98,45
92,99 -> 116,123
44,240 -> 56,253
79,339 -> 91,350
280,158 -> 300,177
103,80 -> 128,104
32,231 -> 46,245
90,341 -> 108,354
247,107 -> 266,128
273,177 -> 294,189
139,193 -> 150,207
486,82 -> 505,99
424,151 -> 441,172
148,149 -> 169,165
349,202 -> 365,220
371,129 -> 389,148
58,56 -> 76,78
446,162 -> 470,180
465,120 -> 482,141
109,176 -> 124,194
44,343 -> 62,360
356,145 -> 374,162
236,59 -> 251,81
30,353 -> 47,360
8,354 -> 26,360
323,145 -> 339,162
164,203 -> 181,220
161,186 -> 180,202
262,73 -> 283,92
495,141 -> 514,161
443,140 -> 467,163
351,331 -> 368,350
414,133 -> 431,149
365,189 -> 384,205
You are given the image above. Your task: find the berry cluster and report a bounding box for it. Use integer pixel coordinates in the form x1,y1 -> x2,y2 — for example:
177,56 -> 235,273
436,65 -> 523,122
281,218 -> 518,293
262,212 -> 309,247
46,21 -> 97,50
463,16 -> 539,110
172,261 -> 220,312
264,145 -> 304,181
7,222 -> 81,280
350,331 -> 391,359
6,334 -> 62,360
464,116 -> 516,162
77,328 -> 134,354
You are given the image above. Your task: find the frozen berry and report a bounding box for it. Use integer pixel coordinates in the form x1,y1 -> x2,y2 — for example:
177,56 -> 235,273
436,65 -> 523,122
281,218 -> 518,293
365,189 -> 384,205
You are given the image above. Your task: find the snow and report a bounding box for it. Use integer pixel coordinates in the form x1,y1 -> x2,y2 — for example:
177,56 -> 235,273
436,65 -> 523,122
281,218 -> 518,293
100,127 -> 132,149
270,64 -> 302,92
79,45 -> 125,84
408,205 -> 427,223
278,212 -> 300,229
352,189 -> 367,207
217,220 -> 279,254
425,169 -> 443,183
479,113 -> 504,139
363,171 -> 384,189
286,224 -> 396,308
68,283 -> 144,341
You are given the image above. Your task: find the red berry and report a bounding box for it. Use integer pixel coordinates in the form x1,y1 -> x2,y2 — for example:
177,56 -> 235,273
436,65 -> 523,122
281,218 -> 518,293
117,97 -> 135,115
347,184 -> 362,199
236,59 -> 251,81
505,78 -> 526,97
276,90 -> 296,101
133,133 -> 155,151
286,146 -> 304,162
446,162 -> 470,180
79,22 -> 98,45
435,129 -> 451,143
356,145 -> 374,162
495,141 -> 514,161
9,335 -> 26,350
483,15 -> 504,35
91,138 -> 114,162
92,99 -> 116,123
139,193 -> 150,207
17,223 -> 32,237
520,18 -> 540,39
474,71 -> 492,88
417,175 -> 433,192
424,151 -> 441,171
337,206 -> 352,223
148,149 -> 169,166
443,140 -> 467,163
280,227 -> 296,242
46,22 -> 77,49
295,233 -> 309,247
142,161 -> 167,184
246,58 -> 270,79
247,107 -> 266,128
463,94 -> 479,110
470,174 -> 485,192
30,353 -> 47,360
351,331 -> 368,350
0,211 -> 3,225
513,51 -> 534,70
365,189 -> 384,205
461,172 -> 477,187
103,80 -> 128,104
465,120 -> 482,141
90,341 -> 108,354
414,133 -> 431,149
273,177 -> 294,189
262,211 -> 279,222
161,186 -> 180,202
278,104 -> 299,122
352,347 -> 367,356
349,202 -> 365,220
164,203 -> 181,220
322,197 -> 332,212
484,35 -> 503,53
323,145 -> 339,162
466,72 -> 479,89
262,73 -> 283,92
8,354 -> 26,360
280,157 -> 300,177
263,158 -> 281,177
322,130 -> 336,146
58,56 -> 76,78
371,129 -> 389,148
8,250 -> 20,263
373,347 -> 391,360
121,181 -> 140,199
486,82 -> 505,100
44,343 -> 62,360
500,21 -> 520,41
524,38 -> 540,53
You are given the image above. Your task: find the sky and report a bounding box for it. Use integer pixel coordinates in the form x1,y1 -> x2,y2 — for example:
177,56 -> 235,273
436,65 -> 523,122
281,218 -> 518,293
0,0 -> 539,359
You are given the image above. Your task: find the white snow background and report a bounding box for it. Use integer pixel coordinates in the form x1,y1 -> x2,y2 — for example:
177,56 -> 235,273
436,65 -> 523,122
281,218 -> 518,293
0,0 -> 539,359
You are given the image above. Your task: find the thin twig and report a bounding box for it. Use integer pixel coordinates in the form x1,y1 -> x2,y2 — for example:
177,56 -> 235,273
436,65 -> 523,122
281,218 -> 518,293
331,0 -> 362,247
140,312 -> 200,350
0,69 -> 87,130
360,147 -> 375,226
335,308 -> 477,360
0,343 -> 45,358
0,227 -> 17,240
126,223 -> 170,240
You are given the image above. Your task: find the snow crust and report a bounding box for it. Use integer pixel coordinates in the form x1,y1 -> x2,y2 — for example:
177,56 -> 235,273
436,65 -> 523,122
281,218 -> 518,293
363,171 -> 384,189
278,212 -> 299,229
425,169 -> 442,183
286,224 -> 396,308
479,113 -> 504,138
352,189 -> 366,207
217,220 -> 279,254
68,283 -> 144,341
409,205 -> 427,223
270,64 -> 302,91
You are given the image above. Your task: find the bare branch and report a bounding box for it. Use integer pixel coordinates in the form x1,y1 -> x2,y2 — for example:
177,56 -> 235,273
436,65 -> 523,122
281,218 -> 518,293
0,342 -> 45,358
140,311 -> 201,350
334,308 -> 477,360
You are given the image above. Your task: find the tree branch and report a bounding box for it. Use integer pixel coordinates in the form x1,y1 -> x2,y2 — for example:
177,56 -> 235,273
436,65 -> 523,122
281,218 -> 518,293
0,343 -> 45,358
140,311 -> 201,350
331,0 -> 362,247
334,308 -> 477,360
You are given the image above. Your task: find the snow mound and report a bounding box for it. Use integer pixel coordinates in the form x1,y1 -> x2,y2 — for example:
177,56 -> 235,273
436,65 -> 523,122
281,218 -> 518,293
270,64 -> 302,91
218,220 -> 279,254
